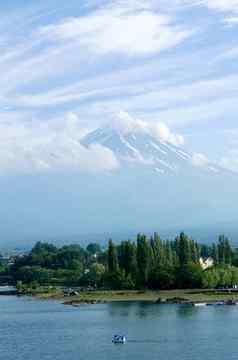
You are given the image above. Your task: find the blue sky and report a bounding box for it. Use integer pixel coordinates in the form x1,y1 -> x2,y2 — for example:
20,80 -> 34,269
1,0 -> 238,173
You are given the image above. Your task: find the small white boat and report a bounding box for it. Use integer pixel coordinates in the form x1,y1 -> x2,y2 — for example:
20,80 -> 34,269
207,301 -> 225,306
112,335 -> 126,344
193,302 -> 207,307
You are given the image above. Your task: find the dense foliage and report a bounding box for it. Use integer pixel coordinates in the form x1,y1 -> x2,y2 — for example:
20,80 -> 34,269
7,232 -> 238,290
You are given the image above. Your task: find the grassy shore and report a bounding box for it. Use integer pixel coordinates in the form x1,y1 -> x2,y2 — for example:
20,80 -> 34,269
30,288 -> 238,304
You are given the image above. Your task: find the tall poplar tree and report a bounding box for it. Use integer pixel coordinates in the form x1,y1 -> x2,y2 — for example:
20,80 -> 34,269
177,232 -> 191,265
150,232 -> 165,267
211,243 -> 219,265
137,234 -> 151,286
108,239 -> 119,273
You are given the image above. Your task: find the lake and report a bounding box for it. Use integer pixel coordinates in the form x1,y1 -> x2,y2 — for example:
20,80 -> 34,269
1,295 -> 238,360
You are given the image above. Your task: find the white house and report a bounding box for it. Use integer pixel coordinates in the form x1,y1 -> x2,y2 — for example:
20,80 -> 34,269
199,257 -> 214,270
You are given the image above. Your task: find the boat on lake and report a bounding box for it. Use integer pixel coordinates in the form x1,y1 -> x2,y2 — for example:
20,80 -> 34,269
112,335 -> 126,344
193,302 -> 207,307
207,301 -> 225,306
225,299 -> 237,305
195,300 -> 238,307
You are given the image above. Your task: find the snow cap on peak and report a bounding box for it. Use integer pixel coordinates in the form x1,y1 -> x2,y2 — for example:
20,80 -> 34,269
109,111 -> 184,147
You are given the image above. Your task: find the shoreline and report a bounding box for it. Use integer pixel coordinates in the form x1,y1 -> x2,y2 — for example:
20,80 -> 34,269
26,288 -> 238,306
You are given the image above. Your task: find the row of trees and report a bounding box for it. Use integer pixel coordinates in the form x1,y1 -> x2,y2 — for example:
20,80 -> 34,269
200,235 -> 234,265
106,233 -> 237,289
8,232 -> 238,290
10,242 -> 105,286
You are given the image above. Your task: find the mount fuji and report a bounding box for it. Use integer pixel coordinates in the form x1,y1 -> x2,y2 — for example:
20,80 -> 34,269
81,119 -> 221,176
75,115 -> 237,236
1,115 -> 237,247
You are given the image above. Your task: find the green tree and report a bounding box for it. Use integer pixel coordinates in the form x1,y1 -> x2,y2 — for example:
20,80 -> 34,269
56,245 -> 85,270
137,234 -> 151,286
122,241 -> 137,277
177,232 -> 191,265
211,244 -> 219,265
108,240 -> 119,273
86,243 -> 101,254
164,241 -> 174,267
218,266 -> 232,287
84,263 -> 105,287
231,266 -> 238,286
191,240 -> 199,263
15,266 -> 51,284
149,266 -> 175,289
217,235 -> 232,265
150,233 -> 165,267
224,238 -> 233,265
176,262 -> 203,288
200,244 -> 211,258
202,268 -> 219,288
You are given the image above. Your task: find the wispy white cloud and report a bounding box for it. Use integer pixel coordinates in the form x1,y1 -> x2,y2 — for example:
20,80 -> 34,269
149,96 -> 238,127
218,46 -> 238,60
0,113 -> 119,176
0,0 -> 195,111
127,74 -> 238,111
37,3 -> 191,56
10,69 -> 238,113
202,0 -> 238,13
191,152 -> 209,167
175,0 -> 238,13
61,74 -> 238,129
110,111 -> 185,146
224,16 -> 238,24
220,150 -> 238,172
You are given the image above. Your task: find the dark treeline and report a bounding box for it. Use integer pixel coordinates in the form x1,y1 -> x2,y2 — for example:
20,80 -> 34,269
4,232 -> 238,290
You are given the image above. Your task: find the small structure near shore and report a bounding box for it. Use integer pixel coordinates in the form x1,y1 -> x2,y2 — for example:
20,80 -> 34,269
156,297 -> 191,305
0,287 -> 18,296
63,288 -> 79,296
199,257 -> 214,270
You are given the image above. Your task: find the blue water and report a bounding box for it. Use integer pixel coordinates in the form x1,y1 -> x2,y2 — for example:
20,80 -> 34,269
1,296 -> 238,360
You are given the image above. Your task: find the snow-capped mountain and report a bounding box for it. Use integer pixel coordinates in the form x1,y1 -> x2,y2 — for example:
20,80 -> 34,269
81,125 -> 220,175
77,119 -> 238,234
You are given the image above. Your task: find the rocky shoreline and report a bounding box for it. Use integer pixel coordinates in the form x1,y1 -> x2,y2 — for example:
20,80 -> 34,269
63,299 -> 107,306
63,296 -> 238,307
155,297 -> 238,306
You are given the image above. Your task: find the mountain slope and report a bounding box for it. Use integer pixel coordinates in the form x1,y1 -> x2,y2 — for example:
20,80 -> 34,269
81,125 -> 220,175
77,123 -> 238,232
